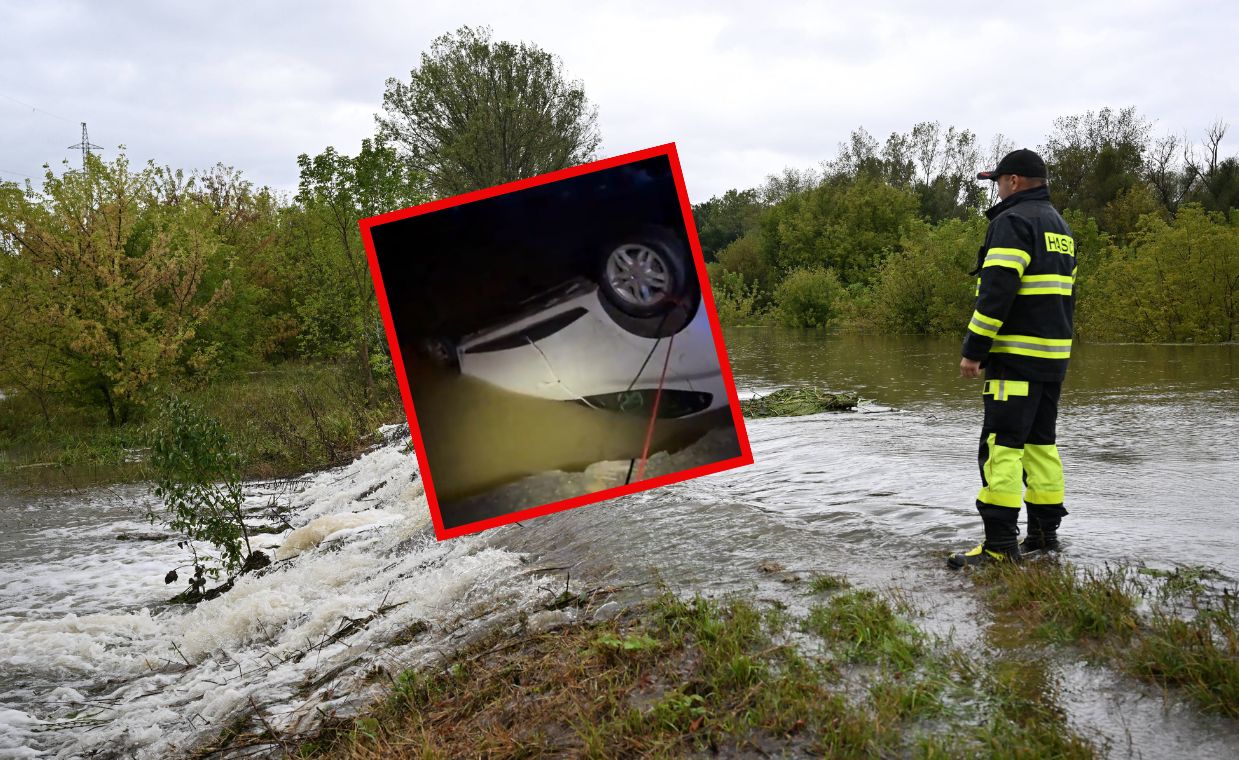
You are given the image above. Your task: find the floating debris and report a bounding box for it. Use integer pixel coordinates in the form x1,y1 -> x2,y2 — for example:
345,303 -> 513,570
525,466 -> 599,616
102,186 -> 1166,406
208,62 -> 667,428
740,388 -> 858,418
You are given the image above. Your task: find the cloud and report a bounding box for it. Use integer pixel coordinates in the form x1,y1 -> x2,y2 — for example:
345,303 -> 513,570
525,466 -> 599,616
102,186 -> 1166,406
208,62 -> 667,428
1,0 -> 1235,200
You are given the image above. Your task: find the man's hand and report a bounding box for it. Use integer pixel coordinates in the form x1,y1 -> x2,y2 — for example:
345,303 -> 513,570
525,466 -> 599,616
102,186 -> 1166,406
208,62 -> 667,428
960,357 -> 982,379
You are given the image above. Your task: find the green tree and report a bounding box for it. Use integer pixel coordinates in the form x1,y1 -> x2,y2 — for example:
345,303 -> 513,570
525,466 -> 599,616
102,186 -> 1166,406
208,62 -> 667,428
692,188 -> 764,261
773,266 -> 846,328
1060,209 -> 1115,341
1099,183 -> 1166,245
870,217 -> 987,334
1144,133 -> 1192,214
1040,106 -> 1152,216
291,139 -> 426,390
906,122 -> 986,222
377,25 -> 601,197
1184,121 -> 1239,219
715,230 -> 778,303
760,177 -> 921,286
0,155 -> 230,425
705,264 -> 766,326
151,163 -> 297,371
1085,205 -> 1239,341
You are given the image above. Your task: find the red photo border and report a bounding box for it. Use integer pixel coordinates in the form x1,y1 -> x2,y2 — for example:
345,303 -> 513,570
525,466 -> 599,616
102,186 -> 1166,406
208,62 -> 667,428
359,143 -> 754,540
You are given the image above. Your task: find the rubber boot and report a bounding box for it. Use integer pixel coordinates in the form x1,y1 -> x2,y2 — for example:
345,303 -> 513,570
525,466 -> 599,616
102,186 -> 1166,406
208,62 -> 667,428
1022,504 -> 1067,554
948,506 -> 1022,568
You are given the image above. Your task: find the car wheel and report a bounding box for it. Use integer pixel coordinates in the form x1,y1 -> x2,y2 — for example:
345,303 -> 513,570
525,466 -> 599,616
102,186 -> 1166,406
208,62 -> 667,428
597,226 -> 691,318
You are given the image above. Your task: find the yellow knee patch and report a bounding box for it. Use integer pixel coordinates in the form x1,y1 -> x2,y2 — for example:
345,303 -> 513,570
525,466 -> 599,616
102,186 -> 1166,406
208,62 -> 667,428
1024,443 -> 1064,504
979,434 -> 1024,508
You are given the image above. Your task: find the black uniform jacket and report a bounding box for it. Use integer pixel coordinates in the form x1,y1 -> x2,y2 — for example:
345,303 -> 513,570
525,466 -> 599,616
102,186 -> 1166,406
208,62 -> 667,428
961,185 -> 1076,382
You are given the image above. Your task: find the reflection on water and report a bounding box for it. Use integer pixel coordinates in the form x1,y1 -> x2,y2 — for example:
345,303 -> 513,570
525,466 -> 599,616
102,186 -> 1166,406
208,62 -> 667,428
720,329 -> 1239,407
719,329 -> 1239,577
499,330 -> 1239,597
407,366 -> 732,505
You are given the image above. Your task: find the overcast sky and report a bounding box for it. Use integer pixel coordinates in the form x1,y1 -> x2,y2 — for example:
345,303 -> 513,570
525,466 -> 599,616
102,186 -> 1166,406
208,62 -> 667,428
2,0 -> 1235,204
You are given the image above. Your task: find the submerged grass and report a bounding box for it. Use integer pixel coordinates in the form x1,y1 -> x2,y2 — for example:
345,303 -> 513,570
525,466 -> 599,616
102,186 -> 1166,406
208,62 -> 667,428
804,589 -> 924,669
976,560 -> 1141,642
740,387 -> 858,418
808,572 -> 851,594
1126,588 -> 1239,717
974,558 -> 1239,718
301,587 -> 1102,759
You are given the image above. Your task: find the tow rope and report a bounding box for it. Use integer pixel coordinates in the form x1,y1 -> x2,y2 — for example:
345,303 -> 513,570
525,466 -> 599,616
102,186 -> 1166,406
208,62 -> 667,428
620,295 -> 687,485
635,331 -> 675,482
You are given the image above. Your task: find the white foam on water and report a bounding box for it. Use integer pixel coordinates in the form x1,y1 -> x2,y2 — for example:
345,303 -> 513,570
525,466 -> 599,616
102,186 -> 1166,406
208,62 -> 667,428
0,428 -> 554,758
275,510 -> 403,561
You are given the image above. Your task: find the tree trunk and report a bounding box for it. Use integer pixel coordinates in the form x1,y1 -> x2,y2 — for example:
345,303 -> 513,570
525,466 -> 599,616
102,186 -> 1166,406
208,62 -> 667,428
100,382 -> 117,427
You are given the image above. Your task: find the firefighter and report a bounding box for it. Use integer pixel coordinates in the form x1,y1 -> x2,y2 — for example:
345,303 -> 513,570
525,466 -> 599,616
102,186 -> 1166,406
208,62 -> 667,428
949,149 -> 1075,568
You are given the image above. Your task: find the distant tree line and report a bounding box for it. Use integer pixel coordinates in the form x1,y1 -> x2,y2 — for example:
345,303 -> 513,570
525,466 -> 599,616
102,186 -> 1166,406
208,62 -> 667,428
697,108 -> 1239,343
0,25 -> 600,432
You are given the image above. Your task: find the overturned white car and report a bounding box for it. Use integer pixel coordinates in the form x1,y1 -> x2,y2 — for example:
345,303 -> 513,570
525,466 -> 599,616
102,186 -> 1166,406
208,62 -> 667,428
438,228 -> 729,419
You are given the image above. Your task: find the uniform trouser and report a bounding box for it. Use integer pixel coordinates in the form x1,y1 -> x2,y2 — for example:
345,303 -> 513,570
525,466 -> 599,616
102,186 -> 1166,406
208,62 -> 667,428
976,377 -> 1067,541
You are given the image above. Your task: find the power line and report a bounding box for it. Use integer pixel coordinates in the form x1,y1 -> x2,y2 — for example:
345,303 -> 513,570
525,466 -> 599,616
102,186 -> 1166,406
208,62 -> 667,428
67,122 -> 103,168
0,93 -> 71,122
0,168 -> 35,179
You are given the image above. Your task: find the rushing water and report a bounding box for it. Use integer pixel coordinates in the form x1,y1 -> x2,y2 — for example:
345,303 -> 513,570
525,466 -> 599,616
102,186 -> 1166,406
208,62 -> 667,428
2,332 -> 1238,757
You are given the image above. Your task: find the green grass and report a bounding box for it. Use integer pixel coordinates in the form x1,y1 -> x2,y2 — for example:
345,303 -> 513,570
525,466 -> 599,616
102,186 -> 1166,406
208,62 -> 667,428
0,362 -> 403,483
293,587 -> 1101,760
1126,583 -> 1239,717
975,560 -> 1140,642
975,558 -> 1239,719
808,573 -> 851,594
804,589 -> 925,669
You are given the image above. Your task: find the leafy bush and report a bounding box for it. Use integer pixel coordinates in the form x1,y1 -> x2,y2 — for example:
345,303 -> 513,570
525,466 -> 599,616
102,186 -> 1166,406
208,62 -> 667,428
869,217 -> 984,334
773,266 -> 845,328
706,265 -> 766,326
148,397 -> 252,583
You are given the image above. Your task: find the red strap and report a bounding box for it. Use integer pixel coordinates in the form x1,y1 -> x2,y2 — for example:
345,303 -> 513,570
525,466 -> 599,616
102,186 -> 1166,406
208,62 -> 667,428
636,331 -> 675,482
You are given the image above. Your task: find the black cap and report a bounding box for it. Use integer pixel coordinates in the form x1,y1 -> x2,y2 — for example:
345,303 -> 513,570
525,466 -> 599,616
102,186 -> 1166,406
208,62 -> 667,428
977,149 -> 1047,181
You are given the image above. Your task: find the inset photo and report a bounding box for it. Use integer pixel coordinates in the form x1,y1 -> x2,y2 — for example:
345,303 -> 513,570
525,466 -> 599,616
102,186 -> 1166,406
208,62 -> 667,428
362,144 -> 752,538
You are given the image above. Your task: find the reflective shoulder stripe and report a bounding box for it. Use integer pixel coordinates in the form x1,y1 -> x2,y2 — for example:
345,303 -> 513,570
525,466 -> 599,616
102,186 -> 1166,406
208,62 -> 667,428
968,310 -> 1003,338
1045,232 -> 1075,256
990,334 -> 1072,359
983,379 -> 1030,400
1018,273 -> 1074,296
982,247 -> 1031,275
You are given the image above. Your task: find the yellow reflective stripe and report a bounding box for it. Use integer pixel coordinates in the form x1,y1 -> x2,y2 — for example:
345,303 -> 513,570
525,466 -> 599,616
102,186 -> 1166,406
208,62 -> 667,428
1044,232 -> 1075,256
983,379 -> 1029,400
975,277 -> 981,297
983,247 -> 1031,275
978,487 -> 1023,508
979,435 -> 1024,508
1024,488 -> 1065,504
1018,274 -> 1074,296
990,334 -> 1072,359
968,310 -> 1003,338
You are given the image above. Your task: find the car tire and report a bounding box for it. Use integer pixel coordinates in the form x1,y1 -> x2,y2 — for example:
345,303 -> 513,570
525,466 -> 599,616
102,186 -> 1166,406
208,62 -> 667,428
596,225 -> 691,318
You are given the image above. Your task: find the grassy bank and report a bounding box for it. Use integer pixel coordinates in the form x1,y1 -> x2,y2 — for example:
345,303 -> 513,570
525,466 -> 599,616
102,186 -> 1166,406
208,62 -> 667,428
974,559 -> 1239,718
0,363 -> 404,483
276,558 -> 1239,759
295,584 -> 1100,759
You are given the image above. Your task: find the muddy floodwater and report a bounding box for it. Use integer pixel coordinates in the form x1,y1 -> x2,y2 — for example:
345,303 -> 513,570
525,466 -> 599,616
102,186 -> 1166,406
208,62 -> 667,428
2,332 -> 1239,757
